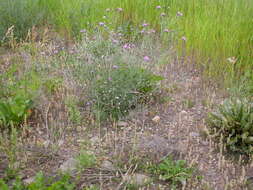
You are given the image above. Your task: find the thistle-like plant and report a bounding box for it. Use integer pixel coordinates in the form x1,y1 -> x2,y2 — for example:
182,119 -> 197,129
207,98 -> 253,154
149,156 -> 194,189
92,65 -> 163,120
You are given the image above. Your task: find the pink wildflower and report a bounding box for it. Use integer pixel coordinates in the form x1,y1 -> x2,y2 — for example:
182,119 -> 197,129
143,56 -> 151,62
112,39 -> 119,44
140,29 -> 146,34
123,43 -> 135,50
156,5 -> 161,9
142,23 -> 149,27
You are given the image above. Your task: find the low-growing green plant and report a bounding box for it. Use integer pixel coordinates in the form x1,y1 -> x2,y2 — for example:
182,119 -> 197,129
207,98 -> 253,154
125,183 -> 139,190
76,151 -> 96,172
0,63 -> 53,129
149,156 -> 194,189
43,77 -> 63,95
182,98 -> 195,109
0,128 -> 20,180
84,185 -> 100,190
0,172 -> 75,190
92,65 -> 163,120
65,96 -> 82,125
0,96 -> 32,129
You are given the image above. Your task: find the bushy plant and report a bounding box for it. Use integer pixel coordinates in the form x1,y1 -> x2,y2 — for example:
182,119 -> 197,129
149,156 -> 194,189
207,98 -> 253,154
92,65 -> 163,120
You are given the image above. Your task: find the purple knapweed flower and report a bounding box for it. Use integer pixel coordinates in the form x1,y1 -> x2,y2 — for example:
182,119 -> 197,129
156,5 -> 161,9
53,50 -> 59,54
142,23 -> 149,27
143,56 -> 151,62
99,22 -> 105,26
112,65 -> 119,69
181,36 -> 187,41
140,29 -> 146,34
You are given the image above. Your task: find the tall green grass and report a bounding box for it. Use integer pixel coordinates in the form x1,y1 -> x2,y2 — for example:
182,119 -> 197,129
167,0 -> 253,84
0,0 -> 46,42
0,0 -> 252,85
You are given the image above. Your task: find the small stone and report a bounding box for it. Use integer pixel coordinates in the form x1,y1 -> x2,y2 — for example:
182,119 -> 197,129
117,121 -> 128,127
76,126 -> 84,132
123,173 -> 151,187
180,110 -> 187,115
43,140 -> 50,148
101,160 -> 116,171
137,135 -> 183,161
58,140 -> 64,146
152,116 -> 160,123
90,136 -> 100,144
23,176 -> 35,184
59,158 -> 78,174
190,132 -> 200,138
201,141 -> 209,146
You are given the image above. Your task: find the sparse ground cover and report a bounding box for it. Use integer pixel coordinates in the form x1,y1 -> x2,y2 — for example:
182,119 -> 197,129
0,0 -> 253,190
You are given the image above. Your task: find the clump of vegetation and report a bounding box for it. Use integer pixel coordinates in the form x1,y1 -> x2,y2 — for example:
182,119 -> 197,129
76,151 -> 96,172
0,64 -> 40,129
0,172 -> 75,190
92,65 -> 163,120
207,98 -> 253,155
149,156 -> 194,189
0,96 -> 32,129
